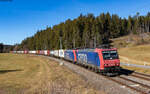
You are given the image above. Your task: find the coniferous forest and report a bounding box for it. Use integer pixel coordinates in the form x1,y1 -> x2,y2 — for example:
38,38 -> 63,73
16,12 -> 150,50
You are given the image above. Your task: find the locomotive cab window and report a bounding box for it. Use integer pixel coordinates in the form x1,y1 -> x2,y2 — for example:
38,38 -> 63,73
102,50 -> 118,60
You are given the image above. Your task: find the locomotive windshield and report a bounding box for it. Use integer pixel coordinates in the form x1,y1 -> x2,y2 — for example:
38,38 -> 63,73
102,50 -> 119,60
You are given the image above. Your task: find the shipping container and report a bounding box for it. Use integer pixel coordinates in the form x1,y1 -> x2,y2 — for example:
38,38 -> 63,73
53,50 -> 59,57
59,49 -> 65,58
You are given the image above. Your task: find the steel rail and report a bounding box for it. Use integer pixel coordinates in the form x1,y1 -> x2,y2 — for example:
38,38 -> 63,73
118,76 -> 150,89
131,74 -> 150,81
103,76 -> 148,94
134,72 -> 150,77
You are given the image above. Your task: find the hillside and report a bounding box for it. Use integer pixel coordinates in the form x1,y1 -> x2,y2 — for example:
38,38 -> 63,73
111,33 -> 150,48
118,44 -> 150,65
111,34 -> 150,73
111,34 -> 150,65
112,33 -> 150,65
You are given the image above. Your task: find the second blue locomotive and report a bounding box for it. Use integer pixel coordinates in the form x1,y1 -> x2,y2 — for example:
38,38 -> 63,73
64,48 -> 120,75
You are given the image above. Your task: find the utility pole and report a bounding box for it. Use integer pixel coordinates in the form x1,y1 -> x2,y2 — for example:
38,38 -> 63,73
59,30 -> 63,65
73,39 -> 75,49
94,36 -> 96,48
60,37 -> 62,49
59,30 -> 63,50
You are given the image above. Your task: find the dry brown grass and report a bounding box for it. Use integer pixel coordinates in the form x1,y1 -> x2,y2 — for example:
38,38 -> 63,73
118,45 -> 150,66
0,53 -> 105,94
117,43 -> 150,74
111,33 -> 150,48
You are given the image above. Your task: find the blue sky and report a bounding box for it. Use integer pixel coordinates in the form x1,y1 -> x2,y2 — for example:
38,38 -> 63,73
0,0 -> 150,45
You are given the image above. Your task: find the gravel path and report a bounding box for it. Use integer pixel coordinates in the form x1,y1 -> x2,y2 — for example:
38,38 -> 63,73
45,56 -> 139,94
121,62 -> 150,69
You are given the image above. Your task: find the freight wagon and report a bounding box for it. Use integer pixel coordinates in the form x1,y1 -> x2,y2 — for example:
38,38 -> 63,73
43,50 -> 50,56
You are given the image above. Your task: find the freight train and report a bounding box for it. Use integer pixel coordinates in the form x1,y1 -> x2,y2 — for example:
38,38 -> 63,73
11,48 -> 120,76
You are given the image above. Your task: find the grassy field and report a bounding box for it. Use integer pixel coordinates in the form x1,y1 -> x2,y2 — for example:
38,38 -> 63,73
0,53 -> 105,94
118,45 -> 150,66
117,43 -> 150,74
111,34 -> 150,66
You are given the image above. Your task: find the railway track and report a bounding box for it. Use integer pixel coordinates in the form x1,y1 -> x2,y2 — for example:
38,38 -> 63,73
98,69 -> 150,94
118,76 -> 150,94
134,72 -> 150,77
118,76 -> 150,89
74,63 -> 150,94
44,55 -> 150,94
73,63 -> 150,94
120,69 -> 150,81
130,74 -> 150,81
103,76 -> 149,94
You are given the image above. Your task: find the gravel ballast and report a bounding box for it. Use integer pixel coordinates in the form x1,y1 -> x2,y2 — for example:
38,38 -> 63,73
46,56 -> 139,94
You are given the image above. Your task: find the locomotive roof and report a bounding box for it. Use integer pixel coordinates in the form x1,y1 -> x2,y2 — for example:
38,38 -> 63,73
77,48 -> 117,52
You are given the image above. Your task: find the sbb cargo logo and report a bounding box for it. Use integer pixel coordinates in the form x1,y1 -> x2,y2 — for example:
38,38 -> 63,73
78,54 -> 87,63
